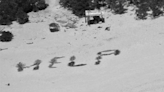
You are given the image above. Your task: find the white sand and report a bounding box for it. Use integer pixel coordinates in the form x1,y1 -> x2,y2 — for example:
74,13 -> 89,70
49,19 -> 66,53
0,1 -> 164,92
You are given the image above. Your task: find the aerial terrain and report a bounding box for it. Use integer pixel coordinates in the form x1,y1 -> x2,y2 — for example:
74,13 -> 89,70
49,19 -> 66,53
0,0 -> 164,92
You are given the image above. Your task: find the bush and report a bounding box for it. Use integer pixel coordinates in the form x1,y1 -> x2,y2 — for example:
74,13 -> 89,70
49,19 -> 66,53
0,31 -> 14,42
106,0 -> 128,14
135,4 -> 149,20
33,59 -> 42,66
16,62 -> 26,72
59,0 -> 92,17
60,0 -> 164,20
132,0 -> 164,19
49,58 -> 57,68
16,8 -> 29,24
59,0 -> 128,16
0,0 -> 48,25
0,0 -> 17,25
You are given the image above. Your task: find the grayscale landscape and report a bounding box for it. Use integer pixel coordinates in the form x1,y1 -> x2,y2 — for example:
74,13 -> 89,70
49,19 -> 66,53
0,0 -> 164,92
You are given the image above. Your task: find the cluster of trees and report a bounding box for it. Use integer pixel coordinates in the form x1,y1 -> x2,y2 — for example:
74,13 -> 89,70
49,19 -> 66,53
59,0 -> 108,17
1,0 -> 164,25
0,0 -> 48,25
133,0 -> 164,19
59,0 -> 164,19
59,0 -> 91,17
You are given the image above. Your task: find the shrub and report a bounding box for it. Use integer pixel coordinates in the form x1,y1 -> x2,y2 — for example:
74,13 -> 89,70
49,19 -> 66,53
59,0 -> 92,17
106,0 -> 128,14
59,0 -> 164,20
15,8 -> 29,24
114,50 -> 120,55
60,0 -> 128,16
135,4 -> 149,20
33,65 -> 39,70
33,59 -> 42,66
70,56 -> 76,61
132,0 -> 164,19
68,61 -> 75,66
16,62 -> 26,72
150,6 -> 163,18
0,0 -> 18,25
0,0 -> 48,25
0,31 -> 14,42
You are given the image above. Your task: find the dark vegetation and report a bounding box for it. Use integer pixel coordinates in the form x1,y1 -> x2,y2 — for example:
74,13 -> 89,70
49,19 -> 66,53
95,56 -> 102,65
68,56 -> 87,67
0,0 -> 48,25
33,65 -> 39,70
1,0 -> 163,25
0,31 -> 14,42
114,50 -> 120,55
60,0 -> 164,20
33,59 -> 42,66
59,0 -> 91,17
31,59 -> 41,70
1,0 -> 163,26
48,57 -> 64,68
16,62 -> 26,72
68,61 -> 75,67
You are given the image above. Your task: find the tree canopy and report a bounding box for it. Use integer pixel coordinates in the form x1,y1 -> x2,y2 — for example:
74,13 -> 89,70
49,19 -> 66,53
59,0 -> 164,20
0,0 -> 48,25
59,0 -> 92,17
